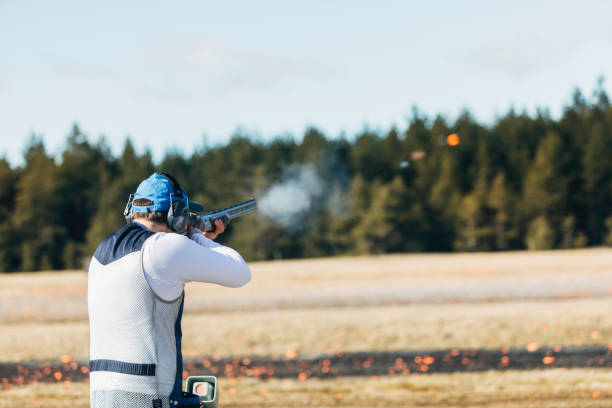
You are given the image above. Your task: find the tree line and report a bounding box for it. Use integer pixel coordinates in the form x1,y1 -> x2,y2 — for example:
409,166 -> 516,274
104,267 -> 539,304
1,82 -> 612,272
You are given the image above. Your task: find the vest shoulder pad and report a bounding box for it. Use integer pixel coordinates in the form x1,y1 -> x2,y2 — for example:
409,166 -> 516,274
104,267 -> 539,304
93,222 -> 155,265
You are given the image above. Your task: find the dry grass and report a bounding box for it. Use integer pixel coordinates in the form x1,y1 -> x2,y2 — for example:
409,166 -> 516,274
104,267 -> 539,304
2,249 -> 612,323
180,297 -> 612,358
2,249 -> 612,407
2,297 -> 611,362
2,369 -> 611,407
1,249 -> 612,362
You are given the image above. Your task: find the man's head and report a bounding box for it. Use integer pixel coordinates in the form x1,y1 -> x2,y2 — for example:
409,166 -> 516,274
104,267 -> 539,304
126,172 -> 203,232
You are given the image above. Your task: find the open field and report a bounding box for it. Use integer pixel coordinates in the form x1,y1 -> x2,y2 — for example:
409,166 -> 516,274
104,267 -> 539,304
1,249 -> 611,362
2,297 -> 611,362
1,369 -> 611,407
2,249 -> 612,324
1,248 -> 612,406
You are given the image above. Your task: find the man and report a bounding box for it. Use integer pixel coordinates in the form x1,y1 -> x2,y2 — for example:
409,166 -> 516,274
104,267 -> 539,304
88,172 -> 251,408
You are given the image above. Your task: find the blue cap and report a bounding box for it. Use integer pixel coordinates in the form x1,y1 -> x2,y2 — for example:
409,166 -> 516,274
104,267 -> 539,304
132,173 -> 203,213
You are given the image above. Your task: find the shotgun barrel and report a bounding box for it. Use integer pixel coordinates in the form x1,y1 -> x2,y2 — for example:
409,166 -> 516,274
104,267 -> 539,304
193,198 -> 257,232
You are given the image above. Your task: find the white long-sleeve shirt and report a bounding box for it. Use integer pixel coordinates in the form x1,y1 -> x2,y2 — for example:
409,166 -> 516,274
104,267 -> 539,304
89,221 -> 250,407
141,228 -> 251,301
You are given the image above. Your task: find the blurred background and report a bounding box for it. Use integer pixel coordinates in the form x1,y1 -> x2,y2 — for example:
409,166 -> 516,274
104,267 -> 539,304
1,1 -> 612,272
1,2 -> 612,407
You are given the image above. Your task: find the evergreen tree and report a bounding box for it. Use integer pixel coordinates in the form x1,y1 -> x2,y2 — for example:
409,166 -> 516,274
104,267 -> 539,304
454,164 -> 489,251
15,136 -> 64,270
521,131 -> 566,247
4,80 -> 612,272
0,158 -> 19,271
526,216 -> 555,250
582,122 -> 612,243
351,180 -> 395,254
56,125 -> 109,268
428,150 -> 461,224
487,173 -> 511,250
86,139 -> 153,253
350,130 -> 394,181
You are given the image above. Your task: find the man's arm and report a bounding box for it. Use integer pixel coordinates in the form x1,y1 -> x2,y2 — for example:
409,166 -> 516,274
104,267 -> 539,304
142,231 -> 251,301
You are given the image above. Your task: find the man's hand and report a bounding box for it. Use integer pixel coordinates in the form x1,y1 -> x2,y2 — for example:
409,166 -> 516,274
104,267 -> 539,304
203,218 -> 225,240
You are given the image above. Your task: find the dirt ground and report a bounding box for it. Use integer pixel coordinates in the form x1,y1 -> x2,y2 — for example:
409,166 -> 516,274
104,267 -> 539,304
2,248 -> 612,323
1,249 -> 611,362
2,297 -> 611,362
1,248 -> 611,406
1,369 -> 611,408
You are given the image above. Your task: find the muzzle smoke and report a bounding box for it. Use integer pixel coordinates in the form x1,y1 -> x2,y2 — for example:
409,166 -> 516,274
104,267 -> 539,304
259,160 -> 349,230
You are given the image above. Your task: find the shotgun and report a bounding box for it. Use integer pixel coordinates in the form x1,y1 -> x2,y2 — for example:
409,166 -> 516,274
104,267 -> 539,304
191,198 -> 257,232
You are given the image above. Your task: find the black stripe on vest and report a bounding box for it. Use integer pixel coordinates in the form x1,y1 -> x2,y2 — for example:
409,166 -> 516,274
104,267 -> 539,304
89,359 -> 156,376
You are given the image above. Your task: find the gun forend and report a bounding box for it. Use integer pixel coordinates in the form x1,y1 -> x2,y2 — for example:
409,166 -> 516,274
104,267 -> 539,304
194,198 -> 257,232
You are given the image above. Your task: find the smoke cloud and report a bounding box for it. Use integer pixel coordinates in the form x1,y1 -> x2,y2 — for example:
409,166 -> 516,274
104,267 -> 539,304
259,158 -> 349,230
259,164 -> 322,227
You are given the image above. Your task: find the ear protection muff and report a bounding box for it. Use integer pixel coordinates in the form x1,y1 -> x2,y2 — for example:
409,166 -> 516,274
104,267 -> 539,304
160,172 -> 191,232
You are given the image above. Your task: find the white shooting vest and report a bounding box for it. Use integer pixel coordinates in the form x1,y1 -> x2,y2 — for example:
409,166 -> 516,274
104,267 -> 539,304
88,223 -> 187,408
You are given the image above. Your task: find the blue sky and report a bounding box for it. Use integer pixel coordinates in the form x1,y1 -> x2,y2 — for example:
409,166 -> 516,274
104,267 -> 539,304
1,1 -> 611,165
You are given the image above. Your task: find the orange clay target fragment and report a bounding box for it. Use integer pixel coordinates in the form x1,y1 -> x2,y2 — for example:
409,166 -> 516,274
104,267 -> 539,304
447,133 -> 460,146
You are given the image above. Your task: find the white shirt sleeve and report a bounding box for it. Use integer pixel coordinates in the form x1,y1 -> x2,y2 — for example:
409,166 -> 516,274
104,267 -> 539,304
142,232 -> 251,301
